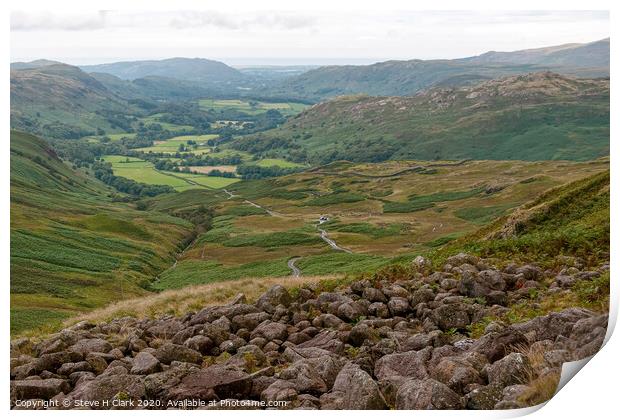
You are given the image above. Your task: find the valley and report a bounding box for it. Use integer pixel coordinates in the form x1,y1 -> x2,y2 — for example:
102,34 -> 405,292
9,38 -> 610,343
7,11 -> 613,411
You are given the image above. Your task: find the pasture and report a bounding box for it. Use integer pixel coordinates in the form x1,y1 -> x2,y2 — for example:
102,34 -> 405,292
102,155 -> 239,191
136,134 -> 218,154
198,98 -> 308,116
148,158 -> 610,291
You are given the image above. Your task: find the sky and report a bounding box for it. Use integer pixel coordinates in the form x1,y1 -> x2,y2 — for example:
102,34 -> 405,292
10,10 -> 610,66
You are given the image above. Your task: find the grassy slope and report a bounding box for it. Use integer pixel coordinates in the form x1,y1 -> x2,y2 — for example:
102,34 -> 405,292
430,169 -> 610,267
10,131 -> 193,335
10,64 -> 136,137
233,73 -> 609,164
143,158 -> 608,291
66,168 -> 610,331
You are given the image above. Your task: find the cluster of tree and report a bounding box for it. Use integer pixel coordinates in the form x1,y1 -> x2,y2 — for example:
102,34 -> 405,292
229,135 -> 299,155
91,161 -> 175,197
179,154 -> 243,166
155,102 -> 212,131
236,163 -> 302,179
204,169 -> 236,178
94,110 -> 135,132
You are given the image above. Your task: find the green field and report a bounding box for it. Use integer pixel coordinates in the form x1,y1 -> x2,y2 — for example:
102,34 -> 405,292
137,134 -> 218,154
198,98 -> 308,116
102,155 -> 239,190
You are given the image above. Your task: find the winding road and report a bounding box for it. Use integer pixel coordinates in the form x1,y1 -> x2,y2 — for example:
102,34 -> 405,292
217,189 -> 353,278
318,227 -> 353,253
287,257 -> 302,277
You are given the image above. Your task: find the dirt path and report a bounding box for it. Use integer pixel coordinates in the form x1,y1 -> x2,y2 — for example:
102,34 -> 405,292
223,188 -> 237,199
317,220 -> 353,253
243,200 -> 283,217
287,257 -> 302,277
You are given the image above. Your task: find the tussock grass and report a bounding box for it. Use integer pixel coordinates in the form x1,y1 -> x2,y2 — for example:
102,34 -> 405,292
510,344 -> 561,407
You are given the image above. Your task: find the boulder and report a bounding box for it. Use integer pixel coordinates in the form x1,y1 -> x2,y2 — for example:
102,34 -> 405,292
68,374 -> 145,406
362,288 -> 387,303
131,352 -> 161,375
184,335 -> 214,355
321,362 -> 386,409
387,297 -> 410,317
154,343 -> 203,365
261,380 -> 298,402
279,360 -> 327,394
251,321 -> 288,342
167,365 -> 252,401
470,328 -> 528,363
69,338 -> 112,356
487,353 -> 531,387
375,349 -> 430,387
256,285 -> 292,313
296,330 -> 344,354
11,379 -> 70,401
144,363 -> 199,400
465,384 -> 503,409
433,303 -> 471,331
395,378 -> 463,409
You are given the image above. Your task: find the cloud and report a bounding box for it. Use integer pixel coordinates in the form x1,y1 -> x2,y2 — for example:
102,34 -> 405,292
11,10 -> 318,32
11,10 -> 110,31
168,11 -> 317,31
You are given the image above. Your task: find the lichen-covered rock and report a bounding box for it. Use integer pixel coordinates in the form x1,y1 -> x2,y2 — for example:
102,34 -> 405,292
395,378 -> 463,409
256,285 -> 292,314
68,374 -> 145,407
69,338 -> 112,356
167,365 -> 252,401
321,363 -> 386,409
11,378 -> 70,401
487,353 -> 531,387
154,343 -> 203,365
375,349 -> 430,386
278,360 -> 327,394
131,352 -> 161,375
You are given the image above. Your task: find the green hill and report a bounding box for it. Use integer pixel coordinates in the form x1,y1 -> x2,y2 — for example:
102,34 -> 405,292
436,169 -> 609,265
10,64 -> 140,139
10,131 -> 193,335
266,38 -> 609,101
81,57 -> 246,82
232,72 -> 609,164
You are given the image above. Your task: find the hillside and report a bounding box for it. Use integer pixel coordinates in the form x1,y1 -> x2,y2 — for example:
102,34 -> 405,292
10,131 -> 193,335
267,38 -> 609,101
233,72 -> 609,163
434,170 -> 609,266
81,57 -> 246,83
10,170 -> 609,409
464,38 -> 610,69
10,64 -> 140,139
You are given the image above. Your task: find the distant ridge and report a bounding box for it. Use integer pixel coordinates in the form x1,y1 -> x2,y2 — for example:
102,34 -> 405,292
80,57 -> 246,82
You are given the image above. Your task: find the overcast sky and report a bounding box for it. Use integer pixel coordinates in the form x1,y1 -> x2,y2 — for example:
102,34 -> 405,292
10,10 -> 610,66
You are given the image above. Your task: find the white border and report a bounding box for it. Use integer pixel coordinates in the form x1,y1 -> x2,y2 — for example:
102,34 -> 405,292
3,1 -> 617,418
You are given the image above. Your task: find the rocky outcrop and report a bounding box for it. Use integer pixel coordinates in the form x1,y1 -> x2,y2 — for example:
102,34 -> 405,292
9,254 -> 608,410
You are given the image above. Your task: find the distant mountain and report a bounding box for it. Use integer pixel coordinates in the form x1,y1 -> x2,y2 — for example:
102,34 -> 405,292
463,38 -> 610,68
10,63 -> 135,138
266,38 -> 609,101
81,57 -> 246,83
232,72 -> 609,163
10,59 -> 64,70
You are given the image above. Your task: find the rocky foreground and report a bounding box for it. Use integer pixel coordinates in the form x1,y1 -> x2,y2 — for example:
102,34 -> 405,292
10,253 -> 608,410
